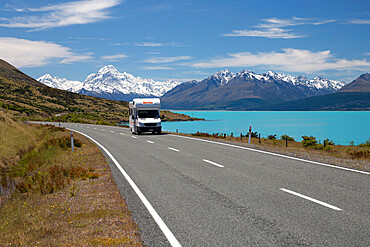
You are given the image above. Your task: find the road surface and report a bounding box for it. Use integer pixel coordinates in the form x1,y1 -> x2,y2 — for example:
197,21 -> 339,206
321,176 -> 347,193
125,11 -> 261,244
50,123 -> 369,246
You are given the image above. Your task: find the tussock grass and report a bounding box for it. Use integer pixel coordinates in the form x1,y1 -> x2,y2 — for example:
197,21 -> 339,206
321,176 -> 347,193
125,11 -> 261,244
0,112 -> 143,246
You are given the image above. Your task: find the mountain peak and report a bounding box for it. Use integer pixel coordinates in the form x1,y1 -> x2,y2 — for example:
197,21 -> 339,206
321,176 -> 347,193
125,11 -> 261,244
211,69 -> 235,84
98,65 -> 119,75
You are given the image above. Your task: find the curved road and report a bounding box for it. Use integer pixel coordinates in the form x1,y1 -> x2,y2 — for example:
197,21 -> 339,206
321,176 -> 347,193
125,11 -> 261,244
54,123 -> 369,246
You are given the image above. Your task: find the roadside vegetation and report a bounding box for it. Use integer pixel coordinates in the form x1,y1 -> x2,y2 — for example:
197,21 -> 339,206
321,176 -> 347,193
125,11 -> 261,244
186,131 -> 369,172
0,111 -> 143,246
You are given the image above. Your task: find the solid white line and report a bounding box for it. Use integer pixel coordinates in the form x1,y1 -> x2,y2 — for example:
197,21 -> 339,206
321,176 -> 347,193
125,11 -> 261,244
168,147 -> 180,152
65,128 -> 182,247
280,188 -> 342,211
203,159 -> 224,168
147,140 -> 155,144
120,133 -> 125,135
169,134 -> 369,175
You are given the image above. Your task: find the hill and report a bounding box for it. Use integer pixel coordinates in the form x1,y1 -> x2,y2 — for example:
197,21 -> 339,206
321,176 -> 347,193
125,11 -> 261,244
339,73 -> 370,92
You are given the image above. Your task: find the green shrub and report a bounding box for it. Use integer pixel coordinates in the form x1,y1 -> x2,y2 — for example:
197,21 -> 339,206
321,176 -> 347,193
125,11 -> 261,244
281,134 -> 295,141
315,144 -> 324,150
302,136 -> 317,147
324,138 -> 335,146
268,134 -> 277,140
358,138 -> 370,147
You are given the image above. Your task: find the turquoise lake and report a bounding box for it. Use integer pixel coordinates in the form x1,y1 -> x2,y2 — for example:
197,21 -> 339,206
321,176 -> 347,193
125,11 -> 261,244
162,111 -> 370,145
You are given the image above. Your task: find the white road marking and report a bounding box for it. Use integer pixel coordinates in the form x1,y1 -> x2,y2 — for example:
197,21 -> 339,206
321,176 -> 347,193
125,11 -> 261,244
168,147 -> 179,152
203,159 -> 224,168
170,134 -> 370,175
102,129 -> 106,131
147,140 -> 155,144
132,136 -> 137,139
120,133 -> 125,135
280,188 -> 342,211
65,128 -> 182,247
110,131 -> 115,133
94,128 -> 97,130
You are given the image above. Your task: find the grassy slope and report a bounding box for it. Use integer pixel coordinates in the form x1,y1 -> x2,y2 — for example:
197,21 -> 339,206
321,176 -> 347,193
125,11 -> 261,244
0,111 -> 143,246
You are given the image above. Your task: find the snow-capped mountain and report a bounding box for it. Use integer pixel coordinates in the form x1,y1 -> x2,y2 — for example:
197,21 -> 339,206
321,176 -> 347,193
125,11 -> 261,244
37,74 -> 83,93
37,65 -> 182,101
161,69 -> 345,110
204,69 -> 344,92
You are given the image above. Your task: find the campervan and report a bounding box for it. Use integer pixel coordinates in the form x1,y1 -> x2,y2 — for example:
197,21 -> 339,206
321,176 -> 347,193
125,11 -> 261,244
129,98 -> 162,134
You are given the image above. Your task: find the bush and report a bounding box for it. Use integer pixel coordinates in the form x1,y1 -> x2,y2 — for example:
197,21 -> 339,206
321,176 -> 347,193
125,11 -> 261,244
324,138 -> 335,146
358,138 -> 370,147
281,134 -> 295,141
302,136 -> 317,147
268,134 -> 277,140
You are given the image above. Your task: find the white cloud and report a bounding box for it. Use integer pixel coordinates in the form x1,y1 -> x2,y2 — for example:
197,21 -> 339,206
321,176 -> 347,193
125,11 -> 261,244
349,19 -> 370,24
144,56 -> 192,63
134,42 -> 164,47
0,0 -> 122,30
0,37 -> 91,67
225,28 -> 303,39
143,66 -> 173,70
101,53 -> 128,60
224,17 -> 335,39
190,48 -> 370,73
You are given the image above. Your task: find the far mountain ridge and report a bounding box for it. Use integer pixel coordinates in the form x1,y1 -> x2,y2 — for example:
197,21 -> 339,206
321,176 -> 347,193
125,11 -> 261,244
339,73 -> 370,92
161,69 -> 345,110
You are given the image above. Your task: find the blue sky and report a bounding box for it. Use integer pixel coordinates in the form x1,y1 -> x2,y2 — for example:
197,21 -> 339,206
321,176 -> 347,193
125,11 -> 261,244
0,0 -> 369,83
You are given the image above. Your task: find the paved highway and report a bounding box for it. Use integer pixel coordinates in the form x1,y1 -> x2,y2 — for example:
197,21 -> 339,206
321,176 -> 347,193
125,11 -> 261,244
54,123 -> 369,246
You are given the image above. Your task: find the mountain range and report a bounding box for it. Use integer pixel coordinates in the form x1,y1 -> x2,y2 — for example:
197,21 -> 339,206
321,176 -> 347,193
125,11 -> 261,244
38,65 -> 181,101
37,64 -> 369,110
161,69 -> 345,110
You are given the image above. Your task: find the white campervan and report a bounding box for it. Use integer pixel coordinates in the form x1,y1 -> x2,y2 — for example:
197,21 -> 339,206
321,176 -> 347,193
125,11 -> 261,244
129,98 -> 162,135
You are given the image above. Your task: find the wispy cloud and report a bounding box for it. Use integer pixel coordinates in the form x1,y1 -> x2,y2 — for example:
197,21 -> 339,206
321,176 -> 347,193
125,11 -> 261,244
143,66 -> 173,70
224,17 -> 335,39
134,42 -> 164,47
101,53 -> 128,61
144,56 -> 192,64
0,37 -> 91,67
190,48 -> 370,73
348,19 -> 370,24
0,0 -> 122,30
134,41 -> 187,47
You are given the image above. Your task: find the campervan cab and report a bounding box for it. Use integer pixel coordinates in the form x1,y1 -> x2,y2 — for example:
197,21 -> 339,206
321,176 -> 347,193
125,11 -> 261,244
129,98 -> 162,134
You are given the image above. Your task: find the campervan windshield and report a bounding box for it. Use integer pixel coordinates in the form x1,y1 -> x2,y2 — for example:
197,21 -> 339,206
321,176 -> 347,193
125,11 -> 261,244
138,110 -> 159,118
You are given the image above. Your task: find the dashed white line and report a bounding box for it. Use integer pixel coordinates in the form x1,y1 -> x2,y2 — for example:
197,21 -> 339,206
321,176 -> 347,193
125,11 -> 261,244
280,188 -> 343,211
110,130 -> 115,133
102,129 -> 106,131
203,159 -> 224,168
94,128 -> 97,130
147,140 -> 155,144
120,133 -> 125,135
168,147 -> 179,152
170,134 -> 369,175
132,136 -> 138,139
65,128 -> 182,247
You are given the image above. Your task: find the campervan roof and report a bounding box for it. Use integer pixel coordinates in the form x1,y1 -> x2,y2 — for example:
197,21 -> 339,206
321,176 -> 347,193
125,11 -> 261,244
131,98 -> 161,108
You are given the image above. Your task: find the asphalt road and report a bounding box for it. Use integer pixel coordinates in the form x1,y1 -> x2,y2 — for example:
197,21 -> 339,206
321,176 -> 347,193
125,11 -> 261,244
51,123 -> 369,246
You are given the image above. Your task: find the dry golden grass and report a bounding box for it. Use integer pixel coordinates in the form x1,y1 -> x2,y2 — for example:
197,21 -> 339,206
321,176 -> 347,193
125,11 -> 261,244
0,113 -> 143,246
